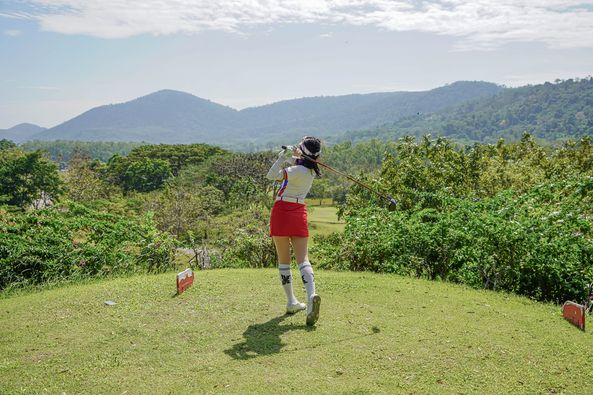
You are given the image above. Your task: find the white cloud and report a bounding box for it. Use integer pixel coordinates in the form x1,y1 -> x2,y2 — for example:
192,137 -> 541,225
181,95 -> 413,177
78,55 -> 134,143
4,29 -> 22,36
18,85 -> 59,90
16,0 -> 593,49
0,11 -> 36,20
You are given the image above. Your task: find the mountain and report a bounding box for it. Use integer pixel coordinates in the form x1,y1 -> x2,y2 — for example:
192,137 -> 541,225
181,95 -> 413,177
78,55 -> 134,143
339,77 -> 593,144
239,81 -> 503,139
36,90 -> 239,143
31,81 -> 502,145
0,123 -> 46,143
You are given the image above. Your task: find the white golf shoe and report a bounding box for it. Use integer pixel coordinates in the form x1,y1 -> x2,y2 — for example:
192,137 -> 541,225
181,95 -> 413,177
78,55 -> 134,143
306,294 -> 321,326
286,301 -> 306,314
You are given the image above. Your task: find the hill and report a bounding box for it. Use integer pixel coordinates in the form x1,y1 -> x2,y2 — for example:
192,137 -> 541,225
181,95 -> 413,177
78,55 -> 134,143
1,269 -> 592,394
0,123 -> 46,143
30,81 -> 502,145
237,81 -> 502,140
339,77 -> 593,144
36,90 -> 240,143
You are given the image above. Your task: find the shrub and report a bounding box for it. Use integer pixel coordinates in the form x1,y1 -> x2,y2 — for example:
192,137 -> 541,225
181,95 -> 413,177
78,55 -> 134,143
0,150 -> 62,208
208,206 -> 277,268
314,176 -> 593,303
0,202 -> 176,290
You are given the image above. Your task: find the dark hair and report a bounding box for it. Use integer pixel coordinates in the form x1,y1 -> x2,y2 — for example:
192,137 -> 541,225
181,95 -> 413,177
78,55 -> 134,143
298,136 -> 321,177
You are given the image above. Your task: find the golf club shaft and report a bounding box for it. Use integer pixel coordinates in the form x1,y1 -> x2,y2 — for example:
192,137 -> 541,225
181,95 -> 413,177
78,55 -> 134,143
282,146 -> 393,202
316,161 -> 389,200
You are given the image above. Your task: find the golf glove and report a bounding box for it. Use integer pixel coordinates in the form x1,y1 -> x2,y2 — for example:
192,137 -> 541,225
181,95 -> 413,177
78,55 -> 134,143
278,147 -> 294,159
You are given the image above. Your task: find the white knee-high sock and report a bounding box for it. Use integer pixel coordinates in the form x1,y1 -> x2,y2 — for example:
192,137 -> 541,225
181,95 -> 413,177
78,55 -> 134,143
278,264 -> 298,304
298,261 -> 316,301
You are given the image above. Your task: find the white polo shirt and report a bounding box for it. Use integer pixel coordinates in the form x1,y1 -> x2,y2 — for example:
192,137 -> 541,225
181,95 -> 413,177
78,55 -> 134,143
266,157 -> 315,203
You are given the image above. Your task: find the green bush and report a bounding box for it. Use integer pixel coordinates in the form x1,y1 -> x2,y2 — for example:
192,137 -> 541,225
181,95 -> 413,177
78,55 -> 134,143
207,206 -> 277,268
0,202 -> 176,290
314,176 -> 593,303
0,149 -> 62,208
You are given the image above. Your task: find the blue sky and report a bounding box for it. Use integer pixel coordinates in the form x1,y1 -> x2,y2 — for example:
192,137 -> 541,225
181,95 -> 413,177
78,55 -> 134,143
1,0 -> 593,129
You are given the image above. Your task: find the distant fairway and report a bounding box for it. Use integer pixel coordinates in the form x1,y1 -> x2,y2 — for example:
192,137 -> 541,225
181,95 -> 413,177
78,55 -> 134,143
307,203 -> 345,236
1,269 -> 592,394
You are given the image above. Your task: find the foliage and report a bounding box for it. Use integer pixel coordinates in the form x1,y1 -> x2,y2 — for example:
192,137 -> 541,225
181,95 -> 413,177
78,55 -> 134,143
143,179 -> 224,242
0,149 -> 63,208
103,143 -> 227,193
21,140 -> 143,165
105,155 -> 172,193
0,202 -> 175,290
63,155 -> 119,202
0,139 -> 17,151
315,179 -> 593,303
7,128 -> 593,306
175,151 -> 277,209
207,206 -> 276,268
137,213 -> 177,273
124,158 -> 172,192
125,143 -> 228,175
314,135 -> 593,303
364,134 -> 593,211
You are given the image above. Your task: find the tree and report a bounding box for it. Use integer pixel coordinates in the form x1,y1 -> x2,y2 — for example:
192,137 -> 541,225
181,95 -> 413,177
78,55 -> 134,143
126,143 -> 228,175
122,158 -> 172,193
145,182 -> 224,241
177,152 -> 277,209
0,139 -> 17,151
105,155 -> 172,193
64,155 -> 119,202
308,178 -> 330,204
0,150 -> 62,208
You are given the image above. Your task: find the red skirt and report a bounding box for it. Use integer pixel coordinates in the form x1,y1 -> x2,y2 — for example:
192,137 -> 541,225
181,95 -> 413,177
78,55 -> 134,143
270,200 -> 309,237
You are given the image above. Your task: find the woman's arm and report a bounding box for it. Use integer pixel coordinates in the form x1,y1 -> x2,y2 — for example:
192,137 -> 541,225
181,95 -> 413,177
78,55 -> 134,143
266,150 -> 297,180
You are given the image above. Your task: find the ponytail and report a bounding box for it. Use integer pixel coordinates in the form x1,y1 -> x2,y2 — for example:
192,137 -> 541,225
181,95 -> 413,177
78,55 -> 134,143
297,158 -> 321,177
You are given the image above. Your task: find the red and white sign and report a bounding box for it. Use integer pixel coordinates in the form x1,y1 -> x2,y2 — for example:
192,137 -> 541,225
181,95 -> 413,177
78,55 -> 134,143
176,268 -> 194,295
562,301 -> 586,330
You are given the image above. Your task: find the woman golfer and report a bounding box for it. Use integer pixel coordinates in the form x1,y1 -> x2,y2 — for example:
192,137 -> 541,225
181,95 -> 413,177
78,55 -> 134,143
266,136 -> 322,326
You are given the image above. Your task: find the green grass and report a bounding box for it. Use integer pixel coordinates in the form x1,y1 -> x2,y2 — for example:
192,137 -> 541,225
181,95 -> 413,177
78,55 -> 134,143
306,197 -> 335,206
307,205 -> 345,236
1,270 -> 592,394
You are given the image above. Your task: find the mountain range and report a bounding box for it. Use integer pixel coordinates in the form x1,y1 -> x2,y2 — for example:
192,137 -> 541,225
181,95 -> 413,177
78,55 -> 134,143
1,81 -> 502,146
2,78 -> 591,148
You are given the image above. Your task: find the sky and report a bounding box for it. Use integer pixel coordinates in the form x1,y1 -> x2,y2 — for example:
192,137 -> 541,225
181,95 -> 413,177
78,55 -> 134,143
1,0 -> 593,129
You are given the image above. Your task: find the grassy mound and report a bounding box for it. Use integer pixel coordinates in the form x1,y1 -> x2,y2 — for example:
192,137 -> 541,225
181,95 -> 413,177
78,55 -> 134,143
1,269 -> 592,394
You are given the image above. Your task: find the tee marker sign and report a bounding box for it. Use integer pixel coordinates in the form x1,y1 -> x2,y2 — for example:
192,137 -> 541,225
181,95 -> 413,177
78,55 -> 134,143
562,301 -> 586,330
176,268 -> 194,295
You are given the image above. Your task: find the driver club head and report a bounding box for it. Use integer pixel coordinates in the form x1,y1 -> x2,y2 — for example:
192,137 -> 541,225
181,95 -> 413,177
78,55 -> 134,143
387,197 -> 397,211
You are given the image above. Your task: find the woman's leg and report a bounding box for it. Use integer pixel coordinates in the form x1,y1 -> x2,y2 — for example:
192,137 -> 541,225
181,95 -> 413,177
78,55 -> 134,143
292,236 -> 320,325
291,236 -> 314,298
272,236 -> 291,264
291,236 -> 308,264
272,236 -> 303,312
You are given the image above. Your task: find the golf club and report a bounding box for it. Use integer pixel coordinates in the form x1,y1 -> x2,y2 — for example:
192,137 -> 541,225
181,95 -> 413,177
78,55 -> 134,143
281,145 -> 397,211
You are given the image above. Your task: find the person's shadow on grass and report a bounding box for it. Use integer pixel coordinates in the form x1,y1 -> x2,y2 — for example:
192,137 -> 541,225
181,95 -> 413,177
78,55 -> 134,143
225,314 -> 313,360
